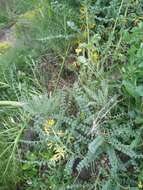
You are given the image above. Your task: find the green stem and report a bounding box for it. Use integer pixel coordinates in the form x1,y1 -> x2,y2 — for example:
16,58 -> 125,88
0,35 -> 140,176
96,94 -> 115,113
3,127 -> 24,175
85,2 -> 90,59
0,101 -> 24,107
53,44 -> 70,94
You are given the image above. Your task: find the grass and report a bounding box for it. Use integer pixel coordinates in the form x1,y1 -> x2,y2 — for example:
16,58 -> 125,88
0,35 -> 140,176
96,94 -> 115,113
0,0 -> 143,190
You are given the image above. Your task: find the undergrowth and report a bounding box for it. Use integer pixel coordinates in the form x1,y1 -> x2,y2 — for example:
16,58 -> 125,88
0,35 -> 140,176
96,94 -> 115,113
0,0 -> 143,190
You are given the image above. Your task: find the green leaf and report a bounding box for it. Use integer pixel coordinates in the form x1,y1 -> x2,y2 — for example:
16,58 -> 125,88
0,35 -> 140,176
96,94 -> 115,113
107,146 -> 118,174
102,180 -> 112,190
135,116 -> 143,124
22,163 -> 31,170
135,86 -> 143,96
77,56 -> 87,65
123,81 -> 137,97
123,81 -> 143,97
89,136 -> 104,154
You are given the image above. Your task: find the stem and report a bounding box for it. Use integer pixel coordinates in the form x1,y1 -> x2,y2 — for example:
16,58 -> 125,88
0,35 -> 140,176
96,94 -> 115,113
53,44 -> 70,93
101,0 -> 125,66
3,127 -> 24,175
0,101 -> 24,107
85,2 -> 90,58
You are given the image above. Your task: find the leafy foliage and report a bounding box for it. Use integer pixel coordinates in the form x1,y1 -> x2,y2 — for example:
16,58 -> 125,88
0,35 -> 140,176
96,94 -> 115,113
0,0 -> 143,190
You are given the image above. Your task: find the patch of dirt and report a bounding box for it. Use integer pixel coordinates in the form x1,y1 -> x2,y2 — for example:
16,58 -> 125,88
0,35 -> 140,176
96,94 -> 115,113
72,155 -> 110,182
38,53 -> 77,92
0,24 -> 16,45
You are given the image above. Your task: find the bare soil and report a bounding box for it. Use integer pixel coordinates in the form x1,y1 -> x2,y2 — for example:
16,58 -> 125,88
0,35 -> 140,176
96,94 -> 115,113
0,24 -> 16,45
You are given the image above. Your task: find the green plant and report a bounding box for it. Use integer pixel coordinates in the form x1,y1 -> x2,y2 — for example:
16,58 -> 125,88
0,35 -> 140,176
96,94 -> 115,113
0,0 -> 143,190
0,111 -> 26,189
14,0 -> 79,56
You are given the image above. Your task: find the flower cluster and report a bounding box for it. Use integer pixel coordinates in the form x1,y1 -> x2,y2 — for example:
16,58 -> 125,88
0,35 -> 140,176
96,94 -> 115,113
50,145 -> 66,162
44,118 -> 55,135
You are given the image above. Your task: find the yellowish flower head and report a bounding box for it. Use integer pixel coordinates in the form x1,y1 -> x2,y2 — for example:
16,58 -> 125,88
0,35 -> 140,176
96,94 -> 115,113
47,142 -> 53,148
47,119 -> 55,126
90,50 -> 100,63
46,118 -> 55,126
80,6 -> 86,14
0,42 -> 12,55
75,48 -> 82,55
50,146 -> 66,161
138,181 -> 143,189
44,118 -> 55,135
89,23 -> 96,29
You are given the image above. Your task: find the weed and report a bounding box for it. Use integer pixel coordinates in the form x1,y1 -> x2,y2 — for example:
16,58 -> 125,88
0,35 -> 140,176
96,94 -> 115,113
0,0 -> 143,189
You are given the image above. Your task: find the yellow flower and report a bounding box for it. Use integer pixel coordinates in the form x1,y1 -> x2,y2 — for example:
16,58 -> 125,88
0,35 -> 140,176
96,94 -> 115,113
138,181 -> 143,189
80,6 -> 86,14
89,23 -> 96,29
90,50 -> 100,63
47,119 -> 55,126
47,142 -> 53,148
75,48 -> 82,55
44,118 -> 55,127
0,42 -> 11,55
43,118 -> 55,135
50,146 -> 66,161
44,126 -> 50,135
57,130 -> 65,137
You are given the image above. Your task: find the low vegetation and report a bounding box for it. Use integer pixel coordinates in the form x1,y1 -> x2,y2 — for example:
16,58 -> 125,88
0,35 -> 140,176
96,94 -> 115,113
0,0 -> 143,189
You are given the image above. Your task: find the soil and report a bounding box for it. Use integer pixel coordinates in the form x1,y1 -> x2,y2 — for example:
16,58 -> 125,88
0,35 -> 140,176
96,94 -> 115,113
39,54 -> 77,93
0,24 -> 16,45
72,158 -> 92,181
